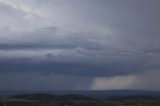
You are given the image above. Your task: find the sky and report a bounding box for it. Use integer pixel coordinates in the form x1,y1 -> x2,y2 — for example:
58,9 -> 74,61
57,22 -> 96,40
0,0 -> 160,91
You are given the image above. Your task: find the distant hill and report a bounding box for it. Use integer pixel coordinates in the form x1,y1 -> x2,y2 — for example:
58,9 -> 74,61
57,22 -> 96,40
9,93 -> 95,102
58,94 -> 95,101
10,93 -> 58,101
107,95 -> 160,101
1,90 -> 160,100
82,90 -> 160,99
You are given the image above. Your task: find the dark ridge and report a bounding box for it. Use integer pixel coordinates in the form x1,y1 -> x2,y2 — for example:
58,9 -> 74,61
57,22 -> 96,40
9,93 -> 96,102
2,90 -> 160,99
107,95 -> 160,101
10,93 -> 58,101
59,94 -> 96,101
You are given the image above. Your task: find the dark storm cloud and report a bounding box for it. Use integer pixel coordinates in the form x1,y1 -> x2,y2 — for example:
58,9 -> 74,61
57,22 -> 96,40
0,26 -> 102,50
0,59 -> 141,77
0,0 -> 160,78
0,73 -> 93,90
0,25 -> 160,77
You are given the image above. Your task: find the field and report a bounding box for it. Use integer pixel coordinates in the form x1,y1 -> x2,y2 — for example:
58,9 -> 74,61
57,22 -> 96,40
0,99 -> 160,106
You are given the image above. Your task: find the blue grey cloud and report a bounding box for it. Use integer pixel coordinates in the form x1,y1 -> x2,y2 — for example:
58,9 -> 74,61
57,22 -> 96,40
0,0 -> 160,90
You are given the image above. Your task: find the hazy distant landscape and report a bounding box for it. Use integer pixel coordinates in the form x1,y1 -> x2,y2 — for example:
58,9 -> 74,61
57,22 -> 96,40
0,90 -> 160,106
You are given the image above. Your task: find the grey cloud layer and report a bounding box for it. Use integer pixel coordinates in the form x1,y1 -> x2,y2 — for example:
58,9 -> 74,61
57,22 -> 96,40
0,0 -> 160,77
0,27 -> 160,77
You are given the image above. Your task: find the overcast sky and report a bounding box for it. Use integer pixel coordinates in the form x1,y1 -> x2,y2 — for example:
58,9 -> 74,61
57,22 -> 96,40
0,0 -> 160,91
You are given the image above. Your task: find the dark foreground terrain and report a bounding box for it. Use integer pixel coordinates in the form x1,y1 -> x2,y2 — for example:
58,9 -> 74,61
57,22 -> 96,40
0,99 -> 160,106
0,93 -> 160,106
